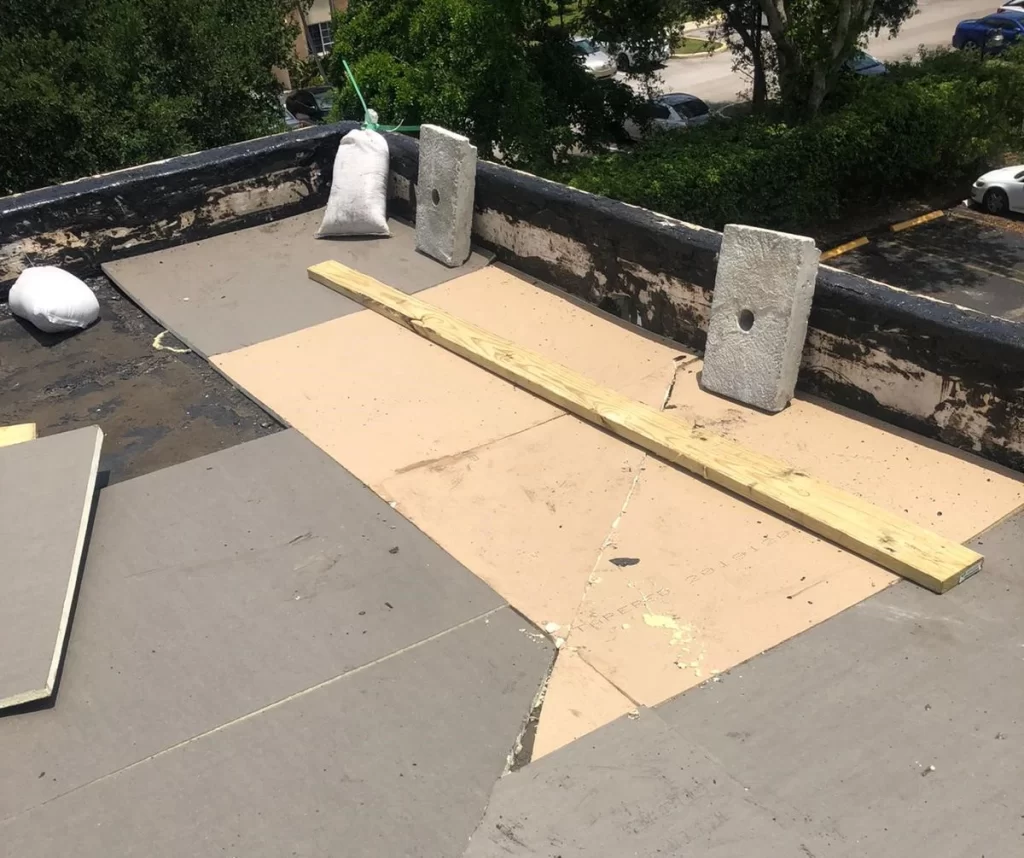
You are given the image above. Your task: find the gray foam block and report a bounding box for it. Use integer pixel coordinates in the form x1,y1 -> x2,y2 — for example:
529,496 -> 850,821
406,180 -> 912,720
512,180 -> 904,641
656,510 -> 1024,856
0,430 -> 504,820
102,210 -> 490,357
463,709 -> 809,857
700,224 -> 819,412
2,608 -> 554,858
0,426 -> 103,710
415,125 -> 478,268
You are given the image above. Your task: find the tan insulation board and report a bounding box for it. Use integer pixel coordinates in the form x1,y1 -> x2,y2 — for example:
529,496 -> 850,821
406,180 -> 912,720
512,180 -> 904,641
0,426 -> 103,709
212,264 -> 1024,755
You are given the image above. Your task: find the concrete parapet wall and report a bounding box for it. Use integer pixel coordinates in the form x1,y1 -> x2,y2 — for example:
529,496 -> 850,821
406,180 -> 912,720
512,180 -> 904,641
3,123 -> 1021,471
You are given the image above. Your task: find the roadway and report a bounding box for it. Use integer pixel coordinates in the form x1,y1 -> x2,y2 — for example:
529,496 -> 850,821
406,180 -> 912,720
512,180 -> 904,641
651,0 -> 1001,104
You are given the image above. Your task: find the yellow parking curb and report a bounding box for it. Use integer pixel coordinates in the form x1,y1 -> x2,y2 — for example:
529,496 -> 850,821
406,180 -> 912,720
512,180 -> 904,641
890,210 -> 944,232
821,236 -> 869,262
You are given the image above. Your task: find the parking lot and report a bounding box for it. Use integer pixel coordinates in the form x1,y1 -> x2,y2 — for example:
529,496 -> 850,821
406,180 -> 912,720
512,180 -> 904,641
832,207 -> 1024,322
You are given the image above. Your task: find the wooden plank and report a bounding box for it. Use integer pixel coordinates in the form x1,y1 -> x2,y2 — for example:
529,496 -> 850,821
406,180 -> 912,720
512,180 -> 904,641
308,260 -> 984,593
0,422 -> 37,448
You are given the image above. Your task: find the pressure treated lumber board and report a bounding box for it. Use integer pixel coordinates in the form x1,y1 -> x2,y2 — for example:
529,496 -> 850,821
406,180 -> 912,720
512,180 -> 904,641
0,426 -> 103,709
0,422 -> 36,448
308,260 -> 983,593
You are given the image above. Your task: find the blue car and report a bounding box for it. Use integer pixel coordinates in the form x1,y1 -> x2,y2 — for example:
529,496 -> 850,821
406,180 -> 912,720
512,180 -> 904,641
952,12 -> 1024,52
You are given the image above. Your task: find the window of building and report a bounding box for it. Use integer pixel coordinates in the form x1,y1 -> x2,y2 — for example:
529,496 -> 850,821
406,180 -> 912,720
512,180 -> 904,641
307,21 -> 333,55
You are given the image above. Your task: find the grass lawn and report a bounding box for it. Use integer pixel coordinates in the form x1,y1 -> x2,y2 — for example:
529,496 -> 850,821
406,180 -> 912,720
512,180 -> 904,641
673,37 -> 722,55
548,1 -> 582,29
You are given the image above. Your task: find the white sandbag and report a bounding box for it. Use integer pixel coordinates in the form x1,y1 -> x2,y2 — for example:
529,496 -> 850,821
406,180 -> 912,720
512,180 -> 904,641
317,129 -> 391,238
9,267 -> 100,333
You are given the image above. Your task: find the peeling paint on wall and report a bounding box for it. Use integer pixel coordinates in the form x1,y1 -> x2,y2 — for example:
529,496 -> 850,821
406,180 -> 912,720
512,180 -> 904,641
473,209 -> 596,281
0,170 -> 315,283
204,169 -> 314,223
804,328 -> 944,418
388,172 -> 412,203
0,123 -> 347,290
620,259 -> 712,345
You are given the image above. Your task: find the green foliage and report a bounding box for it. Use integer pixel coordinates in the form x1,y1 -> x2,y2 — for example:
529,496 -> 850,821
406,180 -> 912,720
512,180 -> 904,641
286,55 -> 327,89
332,0 -> 642,167
681,0 -> 919,114
552,48 -> 1024,232
0,0 -> 297,196
580,0 -> 686,59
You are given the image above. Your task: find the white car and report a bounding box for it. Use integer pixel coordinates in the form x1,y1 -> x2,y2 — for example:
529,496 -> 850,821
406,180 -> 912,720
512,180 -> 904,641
573,37 -> 618,79
844,49 -> 887,76
998,0 -> 1024,12
971,165 -> 1024,214
604,37 -> 672,71
623,93 -> 711,141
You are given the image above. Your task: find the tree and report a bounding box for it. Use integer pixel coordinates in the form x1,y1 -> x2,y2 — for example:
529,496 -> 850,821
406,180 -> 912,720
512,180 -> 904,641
0,0 -> 298,196
331,0 -> 643,167
580,0 -> 688,59
759,0 -> 918,115
683,0 -> 917,115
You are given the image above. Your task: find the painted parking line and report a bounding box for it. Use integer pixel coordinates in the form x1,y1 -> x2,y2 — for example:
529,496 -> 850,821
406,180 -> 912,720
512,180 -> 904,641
890,210 -> 945,233
821,236 -> 869,262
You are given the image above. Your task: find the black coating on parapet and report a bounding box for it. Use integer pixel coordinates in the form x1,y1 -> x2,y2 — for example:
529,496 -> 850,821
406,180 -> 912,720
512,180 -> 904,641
0,122 -> 359,294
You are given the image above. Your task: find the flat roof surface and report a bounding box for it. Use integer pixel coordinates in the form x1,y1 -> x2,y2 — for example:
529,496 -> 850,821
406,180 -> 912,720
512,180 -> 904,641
102,213 -> 490,357
0,275 -> 279,484
466,507 -> 1024,856
2,209 -> 1022,855
1,430 -> 551,856
204,235 -> 1022,754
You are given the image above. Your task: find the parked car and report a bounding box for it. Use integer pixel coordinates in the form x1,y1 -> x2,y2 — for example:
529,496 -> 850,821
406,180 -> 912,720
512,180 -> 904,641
971,166 -> 1024,215
623,93 -> 711,141
284,86 -> 333,123
280,96 -> 313,131
952,13 -> 1024,52
997,0 -> 1024,12
843,49 -> 887,76
573,37 -> 618,79
603,35 -> 672,71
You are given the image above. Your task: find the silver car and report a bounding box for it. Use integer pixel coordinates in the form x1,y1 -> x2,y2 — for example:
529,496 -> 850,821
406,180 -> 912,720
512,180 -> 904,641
623,93 -> 711,141
573,37 -> 618,79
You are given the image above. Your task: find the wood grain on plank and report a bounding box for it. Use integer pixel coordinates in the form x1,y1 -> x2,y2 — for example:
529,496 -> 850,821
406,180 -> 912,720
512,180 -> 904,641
0,423 -> 37,448
308,260 -> 983,593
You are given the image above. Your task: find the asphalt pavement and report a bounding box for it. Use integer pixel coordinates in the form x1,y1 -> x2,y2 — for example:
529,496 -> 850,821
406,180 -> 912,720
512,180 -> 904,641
644,0 -> 1000,106
833,208 -> 1024,321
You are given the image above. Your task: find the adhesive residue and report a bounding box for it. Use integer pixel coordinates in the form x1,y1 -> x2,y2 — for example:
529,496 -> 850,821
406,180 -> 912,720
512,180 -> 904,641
642,612 -> 708,679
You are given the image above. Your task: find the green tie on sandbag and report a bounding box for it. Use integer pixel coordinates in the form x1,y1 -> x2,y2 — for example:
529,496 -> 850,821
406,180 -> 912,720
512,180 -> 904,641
341,59 -> 421,134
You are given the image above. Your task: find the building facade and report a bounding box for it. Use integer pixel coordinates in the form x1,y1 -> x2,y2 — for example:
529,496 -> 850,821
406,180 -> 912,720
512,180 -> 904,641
277,0 -> 348,90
